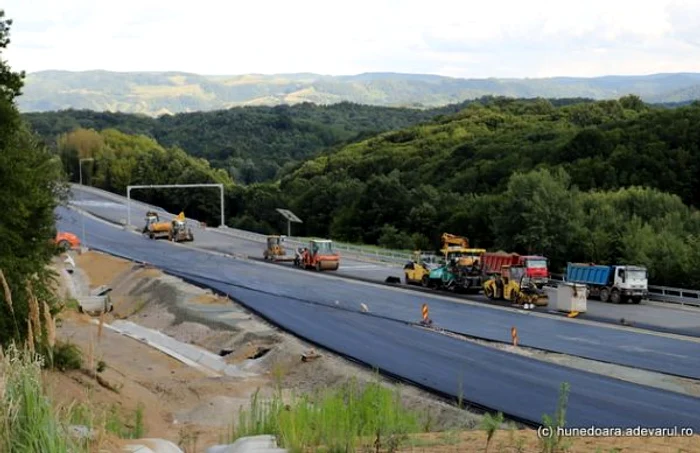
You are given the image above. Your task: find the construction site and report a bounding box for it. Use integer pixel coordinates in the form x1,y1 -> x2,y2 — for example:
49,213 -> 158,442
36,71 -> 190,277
49,245 -> 700,452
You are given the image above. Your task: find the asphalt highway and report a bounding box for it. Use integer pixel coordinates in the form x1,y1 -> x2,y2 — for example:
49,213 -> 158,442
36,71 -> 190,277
57,205 -> 700,380
69,184 -> 700,339
56,205 -> 700,430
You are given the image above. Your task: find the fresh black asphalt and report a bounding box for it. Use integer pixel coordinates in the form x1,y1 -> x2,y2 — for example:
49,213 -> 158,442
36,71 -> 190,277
56,206 -> 700,429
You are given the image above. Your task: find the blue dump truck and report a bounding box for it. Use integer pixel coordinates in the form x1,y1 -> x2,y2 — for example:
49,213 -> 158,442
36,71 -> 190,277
565,263 -> 648,304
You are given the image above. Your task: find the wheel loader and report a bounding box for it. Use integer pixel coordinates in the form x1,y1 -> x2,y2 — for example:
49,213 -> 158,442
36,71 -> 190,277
482,264 -> 547,307
263,235 -> 295,262
294,239 -> 340,271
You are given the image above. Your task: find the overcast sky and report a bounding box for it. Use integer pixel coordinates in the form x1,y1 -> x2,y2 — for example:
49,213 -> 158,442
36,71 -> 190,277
3,0 -> 700,78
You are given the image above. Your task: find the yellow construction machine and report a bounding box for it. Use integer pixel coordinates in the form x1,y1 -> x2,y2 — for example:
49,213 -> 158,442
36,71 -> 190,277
482,264 -> 547,307
403,251 -> 441,286
263,235 -> 295,262
143,211 -> 194,242
440,233 -> 486,267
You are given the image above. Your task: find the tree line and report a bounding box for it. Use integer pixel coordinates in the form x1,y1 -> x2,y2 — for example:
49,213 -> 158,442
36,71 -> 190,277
0,11 -> 66,348
24,100 -> 482,184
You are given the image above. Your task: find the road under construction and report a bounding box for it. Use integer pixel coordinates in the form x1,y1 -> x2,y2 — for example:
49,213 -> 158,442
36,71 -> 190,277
60,184 -> 700,430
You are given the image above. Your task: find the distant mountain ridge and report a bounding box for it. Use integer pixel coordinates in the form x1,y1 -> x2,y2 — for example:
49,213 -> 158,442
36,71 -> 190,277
18,70 -> 700,115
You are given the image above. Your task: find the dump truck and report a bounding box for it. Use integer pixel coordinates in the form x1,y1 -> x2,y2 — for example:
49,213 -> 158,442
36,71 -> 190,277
565,263 -> 648,304
294,239 -> 340,271
424,233 -> 486,292
482,252 -> 549,287
263,235 -> 295,262
403,251 -> 441,286
482,263 -> 548,307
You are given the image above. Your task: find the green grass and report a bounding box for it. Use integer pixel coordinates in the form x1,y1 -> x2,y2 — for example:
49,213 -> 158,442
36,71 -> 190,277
0,344 -> 84,452
225,378 -> 422,452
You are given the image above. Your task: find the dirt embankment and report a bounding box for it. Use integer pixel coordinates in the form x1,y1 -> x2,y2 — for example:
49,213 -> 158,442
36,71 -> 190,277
51,251 -> 480,450
49,250 -> 700,452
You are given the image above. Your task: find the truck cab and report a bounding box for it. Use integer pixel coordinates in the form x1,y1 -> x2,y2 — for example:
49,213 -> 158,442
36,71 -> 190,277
521,256 -> 549,287
612,265 -> 648,302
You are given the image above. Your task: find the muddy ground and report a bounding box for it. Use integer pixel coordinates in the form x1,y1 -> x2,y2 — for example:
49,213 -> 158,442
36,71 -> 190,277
48,250 -> 700,452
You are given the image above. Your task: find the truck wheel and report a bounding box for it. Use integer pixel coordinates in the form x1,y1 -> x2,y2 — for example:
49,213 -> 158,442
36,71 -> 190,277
316,262 -> 321,272
599,288 -> 610,303
610,290 -> 621,304
484,286 -> 494,300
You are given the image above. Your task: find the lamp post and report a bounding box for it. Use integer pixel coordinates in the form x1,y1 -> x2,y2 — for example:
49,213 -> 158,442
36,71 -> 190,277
79,158 -> 94,247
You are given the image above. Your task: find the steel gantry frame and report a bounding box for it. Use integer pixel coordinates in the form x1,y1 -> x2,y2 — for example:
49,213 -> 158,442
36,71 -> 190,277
127,184 -> 225,228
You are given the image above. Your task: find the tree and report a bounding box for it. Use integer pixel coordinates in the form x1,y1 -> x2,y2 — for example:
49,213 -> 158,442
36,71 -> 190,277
0,10 -> 67,346
492,168 -> 583,269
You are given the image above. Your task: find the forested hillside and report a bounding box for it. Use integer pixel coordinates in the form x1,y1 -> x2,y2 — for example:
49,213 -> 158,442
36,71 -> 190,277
25,101 -> 478,183
240,97 -> 700,287
53,97 -> 700,288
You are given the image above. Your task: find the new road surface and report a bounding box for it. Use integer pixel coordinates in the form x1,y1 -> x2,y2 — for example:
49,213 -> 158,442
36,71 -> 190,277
56,205 -> 700,430
69,184 -> 700,338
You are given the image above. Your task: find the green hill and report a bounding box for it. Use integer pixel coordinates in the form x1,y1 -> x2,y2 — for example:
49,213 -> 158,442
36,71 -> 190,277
24,101 -> 483,183
45,96 -> 700,287
18,70 -> 700,115
255,96 -> 699,287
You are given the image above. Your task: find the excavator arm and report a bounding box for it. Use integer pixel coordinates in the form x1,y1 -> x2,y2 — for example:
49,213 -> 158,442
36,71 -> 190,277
441,233 -> 469,249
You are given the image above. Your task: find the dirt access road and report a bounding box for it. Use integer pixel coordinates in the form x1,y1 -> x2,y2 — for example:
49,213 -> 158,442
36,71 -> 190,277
49,250 -> 700,452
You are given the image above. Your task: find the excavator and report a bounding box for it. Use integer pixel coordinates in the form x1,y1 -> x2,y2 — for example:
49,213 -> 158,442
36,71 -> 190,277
294,239 -> 340,271
143,211 -> 194,242
482,263 -> 547,307
425,233 -> 486,292
263,235 -> 295,262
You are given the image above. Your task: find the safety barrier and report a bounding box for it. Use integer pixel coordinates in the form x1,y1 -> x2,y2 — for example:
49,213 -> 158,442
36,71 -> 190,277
69,184 -> 700,307
548,273 -> 700,307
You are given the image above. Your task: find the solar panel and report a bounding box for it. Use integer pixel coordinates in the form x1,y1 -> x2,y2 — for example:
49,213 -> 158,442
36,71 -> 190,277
276,208 -> 303,223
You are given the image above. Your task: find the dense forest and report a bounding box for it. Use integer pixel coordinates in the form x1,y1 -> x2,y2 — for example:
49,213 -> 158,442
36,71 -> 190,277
24,101 -> 484,183
45,96 -> 700,288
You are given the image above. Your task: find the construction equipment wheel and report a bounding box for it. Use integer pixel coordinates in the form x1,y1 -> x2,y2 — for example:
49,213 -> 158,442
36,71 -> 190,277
610,290 -> 621,304
484,286 -> 494,300
421,275 -> 429,287
315,262 -> 321,272
57,240 -> 71,251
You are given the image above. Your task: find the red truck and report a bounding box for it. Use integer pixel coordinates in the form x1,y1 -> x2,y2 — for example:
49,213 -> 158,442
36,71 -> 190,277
481,252 -> 549,287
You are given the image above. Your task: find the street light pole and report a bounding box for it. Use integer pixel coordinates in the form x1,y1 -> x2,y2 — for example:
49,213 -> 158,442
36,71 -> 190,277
78,158 -> 94,247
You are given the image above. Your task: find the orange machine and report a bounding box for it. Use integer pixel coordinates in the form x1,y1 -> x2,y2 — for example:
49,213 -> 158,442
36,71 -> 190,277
294,239 -> 340,271
55,232 -> 81,250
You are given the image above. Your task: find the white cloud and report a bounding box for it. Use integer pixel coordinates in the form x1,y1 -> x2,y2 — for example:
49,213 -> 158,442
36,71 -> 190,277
3,0 -> 700,78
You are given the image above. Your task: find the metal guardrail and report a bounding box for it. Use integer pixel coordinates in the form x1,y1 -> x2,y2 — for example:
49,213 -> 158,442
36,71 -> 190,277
549,273 -> 700,307
70,184 -> 700,307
